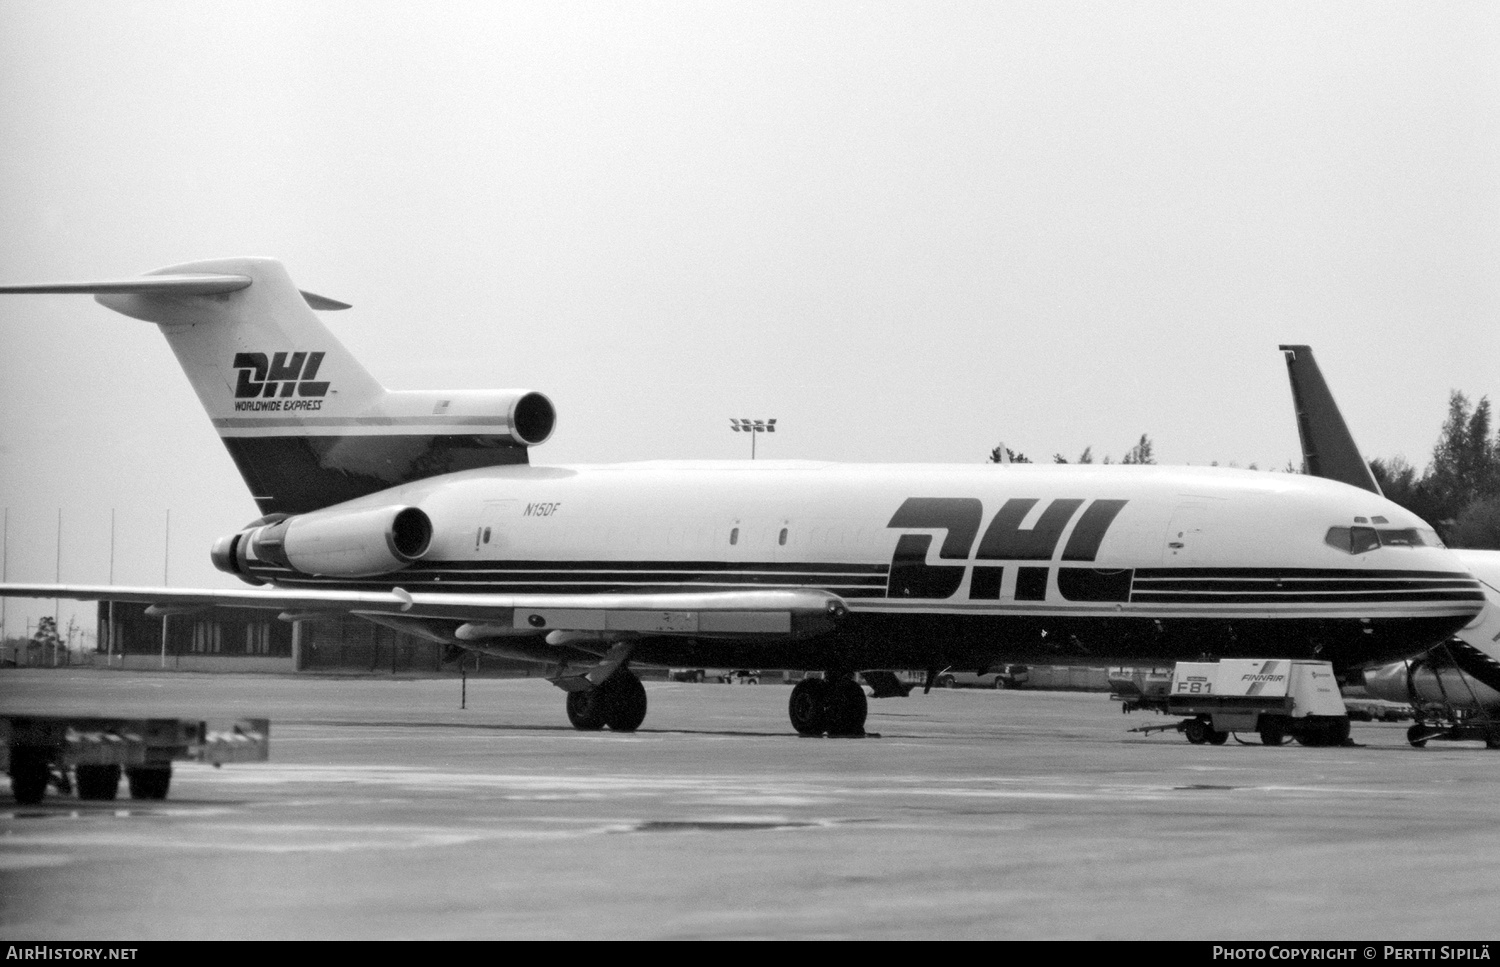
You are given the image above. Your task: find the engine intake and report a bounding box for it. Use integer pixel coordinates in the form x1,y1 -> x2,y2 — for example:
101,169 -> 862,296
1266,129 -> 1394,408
212,505 -> 432,580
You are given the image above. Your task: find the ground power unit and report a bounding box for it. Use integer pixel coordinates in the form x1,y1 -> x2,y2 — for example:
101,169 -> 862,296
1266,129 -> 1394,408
1112,659 -> 1351,747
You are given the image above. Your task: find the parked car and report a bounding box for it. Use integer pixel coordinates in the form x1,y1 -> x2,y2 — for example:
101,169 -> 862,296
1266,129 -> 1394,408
669,668 -> 762,684
934,668 -> 1006,689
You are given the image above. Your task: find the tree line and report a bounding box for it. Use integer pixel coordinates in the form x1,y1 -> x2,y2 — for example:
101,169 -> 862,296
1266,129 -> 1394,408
1372,391 -> 1500,549
989,434 -> 1157,467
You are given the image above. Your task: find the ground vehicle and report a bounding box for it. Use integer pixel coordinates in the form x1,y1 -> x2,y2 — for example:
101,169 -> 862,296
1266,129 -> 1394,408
1342,697 -> 1414,723
3,714 -> 269,804
669,669 -> 761,684
929,664 -> 1033,689
933,668 -> 1006,689
1116,659 -> 1352,747
994,665 -> 1030,688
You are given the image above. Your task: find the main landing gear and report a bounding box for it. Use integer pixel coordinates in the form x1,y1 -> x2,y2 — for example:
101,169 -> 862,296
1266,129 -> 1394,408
565,669 -> 648,732
8,754 -> 172,805
788,675 -> 868,737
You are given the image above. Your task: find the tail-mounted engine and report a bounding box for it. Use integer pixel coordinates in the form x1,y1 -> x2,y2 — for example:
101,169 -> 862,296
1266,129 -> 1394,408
212,504 -> 432,583
380,388 -> 557,447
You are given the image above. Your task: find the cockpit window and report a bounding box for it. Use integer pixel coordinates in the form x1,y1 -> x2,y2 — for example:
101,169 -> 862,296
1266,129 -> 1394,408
1325,525 -> 1443,553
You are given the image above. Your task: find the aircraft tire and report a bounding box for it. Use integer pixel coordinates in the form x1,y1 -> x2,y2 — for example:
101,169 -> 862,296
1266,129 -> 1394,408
1259,721 -> 1288,746
1295,716 -> 1352,748
8,748 -> 50,805
823,678 -> 868,737
602,672 -> 648,732
126,765 -> 171,800
566,689 -> 609,730
789,678 -> 830,736
76,764 -> 121,801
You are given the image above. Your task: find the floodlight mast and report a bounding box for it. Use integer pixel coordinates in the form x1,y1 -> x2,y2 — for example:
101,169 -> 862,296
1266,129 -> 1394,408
729,418 -> 777,459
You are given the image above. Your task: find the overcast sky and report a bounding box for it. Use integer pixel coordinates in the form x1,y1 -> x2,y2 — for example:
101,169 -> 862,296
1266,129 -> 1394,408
2,1 -> 1497,639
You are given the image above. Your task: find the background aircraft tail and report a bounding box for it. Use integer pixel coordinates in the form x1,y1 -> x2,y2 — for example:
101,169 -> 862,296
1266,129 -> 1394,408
1279,344 -> 1382,495
1,257 -> 555,516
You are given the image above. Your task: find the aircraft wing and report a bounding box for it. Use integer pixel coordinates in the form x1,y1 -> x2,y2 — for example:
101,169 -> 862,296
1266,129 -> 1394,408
0,583 -> 846,638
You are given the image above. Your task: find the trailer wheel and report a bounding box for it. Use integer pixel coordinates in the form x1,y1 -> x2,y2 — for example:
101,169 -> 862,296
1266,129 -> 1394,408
8,748 -> 50,805
1184,719 -> 1210,745
76,764 -> 121,801
1485,729 -> 1500,751
1297,716 -> 1352,747
126,765 -> 171,800
1206,728 -> 1229,746
1259,722 -> 1288,746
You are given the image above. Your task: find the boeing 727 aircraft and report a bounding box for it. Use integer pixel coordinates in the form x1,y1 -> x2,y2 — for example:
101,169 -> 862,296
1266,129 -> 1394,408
0,260 -> 1484,737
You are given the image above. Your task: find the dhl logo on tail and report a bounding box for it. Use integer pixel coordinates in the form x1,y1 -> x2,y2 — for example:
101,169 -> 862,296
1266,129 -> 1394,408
233,351 -> 330,400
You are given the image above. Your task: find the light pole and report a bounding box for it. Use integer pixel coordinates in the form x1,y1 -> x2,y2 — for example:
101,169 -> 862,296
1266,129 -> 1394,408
54,510 -> 61,667
161,509 -> 170,668
730,418 -> 776,459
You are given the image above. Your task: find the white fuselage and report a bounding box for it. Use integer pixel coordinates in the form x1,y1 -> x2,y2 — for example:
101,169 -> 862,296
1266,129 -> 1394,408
236,460 -> 1482,673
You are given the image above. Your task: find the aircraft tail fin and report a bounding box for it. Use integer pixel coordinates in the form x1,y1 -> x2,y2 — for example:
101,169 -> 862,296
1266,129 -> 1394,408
1,258 -> 555,515
1278,344 -> 1382,495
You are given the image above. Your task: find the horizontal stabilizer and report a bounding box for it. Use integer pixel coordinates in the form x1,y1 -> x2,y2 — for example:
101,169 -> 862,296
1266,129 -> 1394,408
0,274 -> 251,296
0,274 -> 349,310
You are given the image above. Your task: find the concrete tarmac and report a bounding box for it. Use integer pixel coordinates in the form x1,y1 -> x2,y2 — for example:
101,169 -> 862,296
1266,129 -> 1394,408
2,669 -> 1499,941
